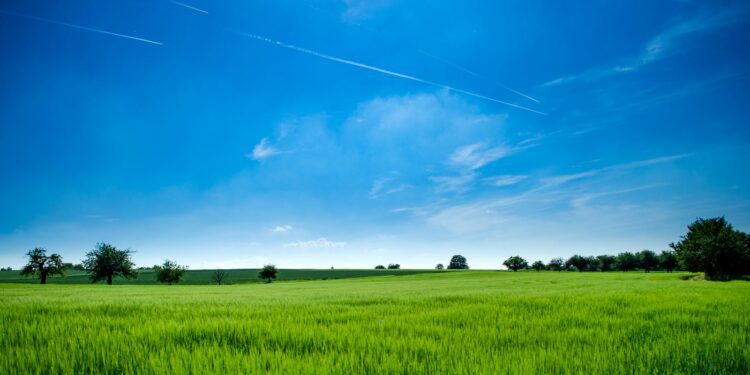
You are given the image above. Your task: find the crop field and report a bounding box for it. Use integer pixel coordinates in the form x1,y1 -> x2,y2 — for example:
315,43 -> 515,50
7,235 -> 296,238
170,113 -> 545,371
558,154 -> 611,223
1,271 -> 749,374
0,268 -> 439,285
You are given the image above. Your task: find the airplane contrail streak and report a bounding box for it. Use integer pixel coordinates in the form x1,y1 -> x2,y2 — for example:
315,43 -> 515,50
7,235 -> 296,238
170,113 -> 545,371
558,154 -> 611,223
237,32 -> 546,115
0,9 -> 163,45
416,50 -> 541,103
168,0 -> 209,14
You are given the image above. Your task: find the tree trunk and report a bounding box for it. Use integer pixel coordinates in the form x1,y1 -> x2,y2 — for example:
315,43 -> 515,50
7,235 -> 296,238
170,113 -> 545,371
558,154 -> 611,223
40,273 -> 47,284
107,275 -> 113,285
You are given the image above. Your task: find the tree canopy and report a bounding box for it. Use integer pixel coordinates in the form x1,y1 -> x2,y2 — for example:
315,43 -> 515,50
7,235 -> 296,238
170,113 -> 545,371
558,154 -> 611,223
531,261 -> 545,271
548,258 -> 565,271
211,269 -> 227,285
20,247 -> 66,284
82,243 -> 137,285
638,250 -> 659,273
671,217 -> 750,280
154,260 -> 187,285
447,255 -> 469,269
435,264 -> 444,270
503,256 -> 528,272
259,264 -> 278,283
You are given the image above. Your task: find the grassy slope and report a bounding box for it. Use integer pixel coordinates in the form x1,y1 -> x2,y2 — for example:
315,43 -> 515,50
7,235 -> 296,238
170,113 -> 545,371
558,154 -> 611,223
1,271 -> 748,374
0,268 -> 439,284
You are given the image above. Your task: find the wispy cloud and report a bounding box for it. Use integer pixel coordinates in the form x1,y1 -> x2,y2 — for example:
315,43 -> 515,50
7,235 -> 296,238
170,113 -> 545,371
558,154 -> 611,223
247,138 -> 279,160
449,142 -> 513,170
0,9 -> 162,45
368,178 -> 411,199
542,5 -> 747,86
430,173 -> 476,194
485,175 -> 528,187
341,0 -> 392,22
168,0 -> 209,14
541,153 -> 692,187
236,32 -> 547,115
271,225 -> 293,233
283,238 -> 347,248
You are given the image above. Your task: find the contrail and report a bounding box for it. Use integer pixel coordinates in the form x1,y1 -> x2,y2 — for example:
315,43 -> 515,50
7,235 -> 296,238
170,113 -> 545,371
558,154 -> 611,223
416,49 -> 541,103
0,9 -> 162,45
236,32 -> 546,115
168,0 -> 209,14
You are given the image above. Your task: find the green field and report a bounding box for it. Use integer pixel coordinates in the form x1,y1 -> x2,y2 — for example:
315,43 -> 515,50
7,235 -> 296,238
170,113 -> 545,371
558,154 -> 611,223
0,268 -> 439,284
1,271 -> 748,373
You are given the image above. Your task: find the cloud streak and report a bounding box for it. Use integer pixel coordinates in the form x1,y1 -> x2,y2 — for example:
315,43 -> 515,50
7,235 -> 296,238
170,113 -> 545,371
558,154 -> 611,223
247,138 -> 280,160
542,5 -> 747,86
168,0 -> 209,14
0,9 -> 163,45
283,238 -> 347,248
236,32 -> 547,115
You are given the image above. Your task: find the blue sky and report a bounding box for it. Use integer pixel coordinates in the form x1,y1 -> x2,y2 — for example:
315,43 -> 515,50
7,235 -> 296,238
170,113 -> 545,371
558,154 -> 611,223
1,0 -> 749,269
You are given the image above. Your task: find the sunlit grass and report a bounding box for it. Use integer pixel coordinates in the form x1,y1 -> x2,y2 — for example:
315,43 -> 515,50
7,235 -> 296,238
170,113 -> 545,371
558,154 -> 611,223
1,271 -> 748,373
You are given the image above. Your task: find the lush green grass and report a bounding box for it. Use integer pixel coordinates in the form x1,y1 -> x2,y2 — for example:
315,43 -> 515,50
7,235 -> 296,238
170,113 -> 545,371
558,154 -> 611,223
0,268 -> 439,284
1,271 -> 748,373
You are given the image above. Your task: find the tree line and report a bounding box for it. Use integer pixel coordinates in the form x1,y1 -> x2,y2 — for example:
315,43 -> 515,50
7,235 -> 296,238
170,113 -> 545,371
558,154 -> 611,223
17,242 -> 279,285
501,217 -> 750,280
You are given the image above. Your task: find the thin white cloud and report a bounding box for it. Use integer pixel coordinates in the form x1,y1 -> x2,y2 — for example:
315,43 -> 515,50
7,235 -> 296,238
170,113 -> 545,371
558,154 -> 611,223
236,32 -> 547,115
283,238 -> 347,248
541,153 -> 691,187
168,0 -> 209,14
430,173 -> 476,194
341,0 -> 393,22
0,9 -> 162,45
486,175 -> 528,187
272,225 -> 293,233
247,138 -> 279,160
542,5 -> 747,87
368,178 -> 410,199
448,142 -> 513,170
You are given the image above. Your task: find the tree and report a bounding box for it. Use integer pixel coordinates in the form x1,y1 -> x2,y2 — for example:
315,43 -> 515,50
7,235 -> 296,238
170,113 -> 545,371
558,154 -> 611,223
154,260 -> 187,285
659,250 -> 678,273
616,252 -> 639,272
670,217 -> 750,280
374,265 -> 386,269
597,255 -> 616,272
211,269 -> 227,285
20,248 -> 66,284
387,264 -> 400,269
82,243 -> 137,285
548,258 -> 565,271
435,263 -> 444,270
447,255 -> 469,269
566,255 -> 589,272
638,250 -> 659,273
503,256 -> 528,272
259,264 -> 278,283
531,261 -> 545,271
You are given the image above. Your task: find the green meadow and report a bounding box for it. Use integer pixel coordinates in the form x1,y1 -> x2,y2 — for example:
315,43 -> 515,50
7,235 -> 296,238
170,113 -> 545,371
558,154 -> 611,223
1,271 -> 749,374
0,268 -> 438,285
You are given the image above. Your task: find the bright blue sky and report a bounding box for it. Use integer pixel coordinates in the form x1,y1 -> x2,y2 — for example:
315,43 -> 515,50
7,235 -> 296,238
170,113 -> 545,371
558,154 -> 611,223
1,0 -> 749,269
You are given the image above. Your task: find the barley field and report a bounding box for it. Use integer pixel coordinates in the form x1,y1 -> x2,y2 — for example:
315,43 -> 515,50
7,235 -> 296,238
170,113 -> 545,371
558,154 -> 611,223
1,271 -> 748,374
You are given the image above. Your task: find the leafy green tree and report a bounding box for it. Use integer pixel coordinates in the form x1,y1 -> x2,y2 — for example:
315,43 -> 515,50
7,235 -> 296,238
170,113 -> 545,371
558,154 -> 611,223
154,260 -> 187,285
596,255 -> 616,272
616,252 -> 639,272
670,217 -> 750,280
387,264 -> 400,269
638,250 -> 659,273
374,265 -> 385,269
566,255 -> 589,272
435,263 -> 444,270
259,264 -> 278,283
659,250 -> 678,273
503,256 -> 528,272
82,243 -> 137,285
548,258 -> 565,271
211,269 -> 227,285
447,255 -> 469,269
20,248 -> 66,284
531,261 -> 545,271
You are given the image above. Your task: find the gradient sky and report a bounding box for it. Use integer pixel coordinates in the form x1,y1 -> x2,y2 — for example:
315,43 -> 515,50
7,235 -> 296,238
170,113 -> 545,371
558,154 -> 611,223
1,0 -> 749,269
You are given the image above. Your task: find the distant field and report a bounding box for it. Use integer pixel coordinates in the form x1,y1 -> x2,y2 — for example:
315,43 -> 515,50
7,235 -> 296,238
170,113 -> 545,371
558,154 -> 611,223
1,271 -> 748,373
0,268 -> 439,284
